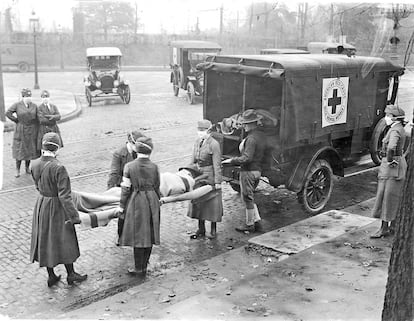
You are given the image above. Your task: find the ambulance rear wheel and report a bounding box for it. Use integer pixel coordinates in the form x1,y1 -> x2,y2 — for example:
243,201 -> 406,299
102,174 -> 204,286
298,159 -> 333,215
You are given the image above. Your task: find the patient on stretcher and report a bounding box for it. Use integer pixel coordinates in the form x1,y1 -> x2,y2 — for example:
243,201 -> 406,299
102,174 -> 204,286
75,166 -> 214,229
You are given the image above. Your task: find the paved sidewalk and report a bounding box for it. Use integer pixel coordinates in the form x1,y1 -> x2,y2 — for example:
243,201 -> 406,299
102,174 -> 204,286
55,197 -> 393,321
2,87 -> 81,132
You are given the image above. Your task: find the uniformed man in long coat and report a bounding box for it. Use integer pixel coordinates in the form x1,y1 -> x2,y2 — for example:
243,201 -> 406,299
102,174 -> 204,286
6,88 -> 40,177
36,90 -> 63,151
117,136 -> 161,276
30,132 -> 87,287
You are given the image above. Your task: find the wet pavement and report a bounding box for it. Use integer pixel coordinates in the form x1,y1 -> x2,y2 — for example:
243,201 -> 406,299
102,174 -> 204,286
0,70 -> 413,318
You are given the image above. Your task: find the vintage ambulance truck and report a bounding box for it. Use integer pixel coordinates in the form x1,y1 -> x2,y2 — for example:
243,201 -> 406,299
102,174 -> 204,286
198,54 -> 404,214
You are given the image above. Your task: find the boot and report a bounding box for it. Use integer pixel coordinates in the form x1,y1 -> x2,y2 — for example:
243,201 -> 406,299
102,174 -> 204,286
207,222 -> 217,239
46,267 -> 61,287
129,248 -> 145,275
235,224 -> 255,233
254,220 -> 264,233
67,272 -> 87,285
25,160 -> 31,174
65,264 -> 87,285
190,220 -> 206,239
15,160 -> 21,178
370,221 -> 390,238
389,220 -> 396,235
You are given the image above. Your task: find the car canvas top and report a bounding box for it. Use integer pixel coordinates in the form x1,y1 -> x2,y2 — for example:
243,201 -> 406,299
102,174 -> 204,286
86,47 -> 122,57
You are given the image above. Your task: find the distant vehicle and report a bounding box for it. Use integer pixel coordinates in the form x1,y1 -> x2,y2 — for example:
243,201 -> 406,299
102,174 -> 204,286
83,47 -> 130,107
169,40 -> 221,104
1,44 -> 34,72
199,53 -> 403,214
260,48 -> 310,54
307,42 -> 356,56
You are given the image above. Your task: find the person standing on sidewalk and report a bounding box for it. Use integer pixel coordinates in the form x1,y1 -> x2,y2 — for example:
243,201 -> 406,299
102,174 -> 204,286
30,132 -> 87,287
107,131 -> 143,244
117,136 -> 161,276
222,109 -> 267,233
6,88 -> 40,177
36,90 -> 63,151
187,120 -> 223,239
371,105 -> 407,238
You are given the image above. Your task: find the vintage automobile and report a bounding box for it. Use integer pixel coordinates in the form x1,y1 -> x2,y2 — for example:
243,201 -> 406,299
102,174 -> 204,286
260,48 -> 310,54
307,42 -> 356,56
1,44 -> 33,72
169,40 -> 221,104
84,47 -> 130,106
198,53 -> 404,214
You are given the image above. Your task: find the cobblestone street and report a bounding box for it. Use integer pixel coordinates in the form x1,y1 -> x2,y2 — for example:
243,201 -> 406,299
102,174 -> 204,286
1,70 -> 413,318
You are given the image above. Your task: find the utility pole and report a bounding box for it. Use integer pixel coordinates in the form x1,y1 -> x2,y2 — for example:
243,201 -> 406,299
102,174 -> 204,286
330,3 -> 334,40
264,2 -> 269,37
134,1 -> 138,43
249,3 -> 254,34
219,4 -> 223,36
236,10 -> 239,33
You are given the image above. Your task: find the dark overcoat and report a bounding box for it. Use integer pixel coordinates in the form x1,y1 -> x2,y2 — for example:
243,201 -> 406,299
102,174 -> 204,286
120,158 -> 161,248
6,101 -> 39,160
30,156 -> 80,267
188,135 -> 223,222
107,144 -> 137,189
36,103 -> 63,150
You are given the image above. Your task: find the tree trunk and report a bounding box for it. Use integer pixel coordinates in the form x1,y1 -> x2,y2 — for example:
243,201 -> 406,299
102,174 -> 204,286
382,127 -> 414,321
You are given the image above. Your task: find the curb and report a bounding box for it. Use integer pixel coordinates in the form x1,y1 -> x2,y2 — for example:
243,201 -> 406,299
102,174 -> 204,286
3,66 -> 169,73
2,93 -> 83,133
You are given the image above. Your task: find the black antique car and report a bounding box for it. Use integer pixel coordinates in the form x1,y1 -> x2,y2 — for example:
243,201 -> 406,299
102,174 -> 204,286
198,53 -> 404,214
169,40 -> 221,104
84,47 -> 130,106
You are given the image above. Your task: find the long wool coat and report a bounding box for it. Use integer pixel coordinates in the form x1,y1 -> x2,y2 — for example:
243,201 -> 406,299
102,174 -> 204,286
120,158 -> 161,248
37,103 -> 63,150
187,135 -> 223,222
6,101 -> 39,160
372,122 -> 407,222
107,145 -> 137,189
30,156 -> 80,267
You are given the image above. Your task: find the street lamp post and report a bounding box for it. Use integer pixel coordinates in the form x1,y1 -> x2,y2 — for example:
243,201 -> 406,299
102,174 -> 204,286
29,11 -> 40,90
57,24 -> 64,70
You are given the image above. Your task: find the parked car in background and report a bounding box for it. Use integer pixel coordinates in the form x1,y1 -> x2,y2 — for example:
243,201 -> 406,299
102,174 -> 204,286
1,44 -> 33,72
198,53 -> 404,214
260,48 -> 310,54
307,42 -> 356,56
83,47 -> 130,106
169,40 -> 221,104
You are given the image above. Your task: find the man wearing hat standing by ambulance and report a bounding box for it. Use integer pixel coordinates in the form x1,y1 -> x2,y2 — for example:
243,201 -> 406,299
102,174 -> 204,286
37,90 -> 63,151
222,109 -> 267,233
6,88 -> 40,177
371,105 -> 407,238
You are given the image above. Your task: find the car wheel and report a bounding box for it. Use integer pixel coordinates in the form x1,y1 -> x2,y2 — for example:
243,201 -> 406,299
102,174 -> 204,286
172,73 -> 179,96
123,85 -> 131,104
297,159 -> 333,215
85,88 -> 92,107
187,82 -> 195,105
17,62 -> 30,73
369,118 -> 388,165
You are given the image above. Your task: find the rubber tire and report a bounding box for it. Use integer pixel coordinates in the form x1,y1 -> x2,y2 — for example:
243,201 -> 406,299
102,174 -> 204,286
17,62 -> 30,73
297,159 -> 334,215
123,85 -> 131,104
369,118 -> 388,165
172,73 -> 179,96
187,82 -> 195,105
85,88 -> 92,107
